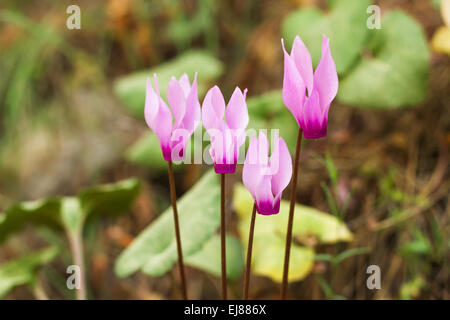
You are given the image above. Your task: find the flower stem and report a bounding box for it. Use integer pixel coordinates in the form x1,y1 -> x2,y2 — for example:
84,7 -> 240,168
168,161 -> 188,300
243,203 -> 257,300
67,230 -> 86,300
220,173 -> 227,300
280,128 -> 303,300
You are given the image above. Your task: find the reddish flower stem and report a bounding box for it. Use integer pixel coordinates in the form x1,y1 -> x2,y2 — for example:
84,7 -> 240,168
168,161 -> 188,300
220,173 -> 227,300
280,129 -> 303,300
243,203 -> 257,300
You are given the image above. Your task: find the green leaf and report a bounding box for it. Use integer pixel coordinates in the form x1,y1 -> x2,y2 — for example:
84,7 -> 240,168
234,184 -> 352,283
0,179 -> 140,242
0,199 -> 63,243
185,234 -> 244,281
125,133 -> 169,171
247,90 -> 284,117
282,0 -> 371,75
0,246 -> 58,298
113,50 -> 224,116
338,11 -> 430,108
79,178 -> 140,225
115,170 -> 221,278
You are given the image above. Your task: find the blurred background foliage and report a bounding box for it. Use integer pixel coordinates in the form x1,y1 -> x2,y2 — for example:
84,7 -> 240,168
0,0 -> 448,299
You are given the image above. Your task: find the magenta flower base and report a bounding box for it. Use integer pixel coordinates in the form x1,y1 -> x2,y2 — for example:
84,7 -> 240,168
214,163 -> 236,174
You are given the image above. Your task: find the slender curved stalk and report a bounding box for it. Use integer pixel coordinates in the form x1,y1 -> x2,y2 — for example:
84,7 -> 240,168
67,231 -> 86,300
168,161 -> 188,300
280,129 -> 303,300
243,204 -> 257,300
32,274 -> 49,300
220,173 -> 227,300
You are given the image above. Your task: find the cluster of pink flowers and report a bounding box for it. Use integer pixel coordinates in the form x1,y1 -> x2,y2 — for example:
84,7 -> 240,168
145,35 -> 338,215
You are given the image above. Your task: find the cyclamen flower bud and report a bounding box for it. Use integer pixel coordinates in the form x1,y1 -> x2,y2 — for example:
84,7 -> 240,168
282,35 -> 338,139
202,86 -> 249,174
243,132 -> 292,215
144,73 -> 201,161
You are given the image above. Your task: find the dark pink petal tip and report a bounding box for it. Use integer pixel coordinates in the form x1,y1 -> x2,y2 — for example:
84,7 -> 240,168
214,163 -> 236,174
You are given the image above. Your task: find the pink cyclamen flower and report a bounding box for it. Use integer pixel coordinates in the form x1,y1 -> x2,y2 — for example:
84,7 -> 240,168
282,35 -> 338,139
145,73 -> 201,161
243,132 -> 292,215
202,86 -> 249,174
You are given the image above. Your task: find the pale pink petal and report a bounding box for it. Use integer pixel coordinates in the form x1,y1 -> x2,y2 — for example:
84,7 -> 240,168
243,135 -> 263,198
144,77 -> 159,132
153,97 -> 174,160
181,73 -> 201,134
291,36 -> 314,95
178,73 -> 191,96
225,87 -> 249,130
270,137 -> 292,197
313,35 -> 338,115
167,76 -> 186,127
282,39 -> 306,125
202,86 -> 225,131
257,131 -> 269,167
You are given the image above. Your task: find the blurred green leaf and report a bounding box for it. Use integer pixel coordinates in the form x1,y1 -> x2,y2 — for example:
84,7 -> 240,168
185,234 -> 244,281
339,11 -> 430,108
0,199 -> 63,243
0,246 -> 58,299
125,133 -> 169,171
282,0 -> 371,75
400,275 -> 425,300
79,178 -> 140,226
115,170 -> 221,278
234,184 -> 352,283
114,50 -> 224,116
247,90 -> 284,117
0,179 -> 140,241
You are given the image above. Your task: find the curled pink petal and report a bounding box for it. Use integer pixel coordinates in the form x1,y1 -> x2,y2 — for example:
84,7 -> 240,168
243,135 -> 263,198
178,73 -> 191,96
181,73 -> 201,134
282,39 -> 306,125
291,36 -> 314,95
313,35 -> 338,115
225,87 -> 249,130
167,77 -> 186,127
270,137 -> 292,197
